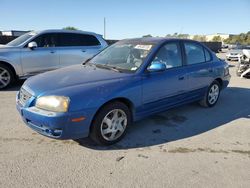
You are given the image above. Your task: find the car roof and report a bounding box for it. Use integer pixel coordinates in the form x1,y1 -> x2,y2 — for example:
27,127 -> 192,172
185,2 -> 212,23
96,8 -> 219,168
33,29 -> 101,36
119,37 -> 196,44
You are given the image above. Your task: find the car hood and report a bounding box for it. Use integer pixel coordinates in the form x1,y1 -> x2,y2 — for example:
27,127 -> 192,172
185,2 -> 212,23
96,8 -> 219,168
0,44 -> 19,52
24,64 -> 132,95
228,49 -> 242,54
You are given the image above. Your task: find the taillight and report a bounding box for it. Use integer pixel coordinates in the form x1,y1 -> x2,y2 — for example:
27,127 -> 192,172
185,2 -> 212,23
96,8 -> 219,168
224,66 -> 229,76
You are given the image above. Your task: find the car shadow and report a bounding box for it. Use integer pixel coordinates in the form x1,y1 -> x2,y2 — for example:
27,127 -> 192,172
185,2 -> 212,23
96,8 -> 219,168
75,87 -> 250,150
2,80 -> 24,91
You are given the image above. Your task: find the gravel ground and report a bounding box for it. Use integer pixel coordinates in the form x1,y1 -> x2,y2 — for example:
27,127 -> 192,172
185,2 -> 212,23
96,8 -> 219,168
0,53 -> 249,188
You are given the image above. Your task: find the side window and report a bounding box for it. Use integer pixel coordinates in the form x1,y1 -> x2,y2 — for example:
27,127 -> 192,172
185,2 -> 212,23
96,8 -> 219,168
79,34 -> 101,46
59,33 -> 80,46
33,34 -> 59,47
59,33 -> 100,47
151,42 -> 182,69
184,42 -> 205,64
204,48 -> 212,62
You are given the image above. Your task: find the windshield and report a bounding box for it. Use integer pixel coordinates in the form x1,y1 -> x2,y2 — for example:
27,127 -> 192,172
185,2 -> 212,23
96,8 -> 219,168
90,42 -> 154,72
7,32 -> 35,46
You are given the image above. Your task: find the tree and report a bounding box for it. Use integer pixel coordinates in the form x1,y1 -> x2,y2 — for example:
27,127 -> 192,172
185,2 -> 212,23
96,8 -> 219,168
224,31 -> 250,45
177,34 -> 189,39
63,26 -> 78,30
165,33 -> 189,39
212,36 -> 222,42
192,35 -> 206,42
142,34 -> 152,37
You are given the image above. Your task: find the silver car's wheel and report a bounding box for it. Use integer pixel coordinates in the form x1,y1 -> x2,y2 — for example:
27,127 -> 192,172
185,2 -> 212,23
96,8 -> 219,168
208,84 -> 220,105
0,66 -> 11,89
101,109 -> 127,141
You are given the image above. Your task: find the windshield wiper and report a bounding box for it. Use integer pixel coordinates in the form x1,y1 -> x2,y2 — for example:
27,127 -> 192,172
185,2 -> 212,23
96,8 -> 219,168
107,65 -> 122,72
95,64 -> 122,72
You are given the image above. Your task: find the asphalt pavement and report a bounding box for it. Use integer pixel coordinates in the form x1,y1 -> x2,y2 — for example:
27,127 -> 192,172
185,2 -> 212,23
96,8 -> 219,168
0,53 -> 249,188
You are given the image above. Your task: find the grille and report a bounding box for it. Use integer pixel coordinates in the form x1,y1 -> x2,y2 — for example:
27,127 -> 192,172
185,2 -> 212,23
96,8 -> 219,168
19,87 -> 32,106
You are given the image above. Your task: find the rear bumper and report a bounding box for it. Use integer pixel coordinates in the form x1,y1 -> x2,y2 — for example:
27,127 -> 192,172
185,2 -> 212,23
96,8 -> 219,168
222,74 -> 231,90
16,103 -> 93,140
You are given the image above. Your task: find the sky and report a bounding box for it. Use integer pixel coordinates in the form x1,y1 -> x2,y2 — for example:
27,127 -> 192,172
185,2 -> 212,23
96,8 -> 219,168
0,0 -> 250,39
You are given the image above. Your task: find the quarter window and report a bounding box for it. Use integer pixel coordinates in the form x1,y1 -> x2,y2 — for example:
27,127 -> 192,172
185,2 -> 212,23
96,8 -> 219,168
59,33 -> 100,46
184,42 -> 206,64
204,47 -> 212,62
151,42 -> 182,69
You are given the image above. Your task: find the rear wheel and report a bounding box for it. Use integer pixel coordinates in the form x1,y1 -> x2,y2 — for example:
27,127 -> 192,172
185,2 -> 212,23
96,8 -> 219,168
0,64 -> 14,89
199,81 -> 221,107
90,102 -> 132,145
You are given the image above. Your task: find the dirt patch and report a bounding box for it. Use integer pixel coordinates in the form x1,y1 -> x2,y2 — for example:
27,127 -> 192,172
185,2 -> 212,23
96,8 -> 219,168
167,147 -> 250,156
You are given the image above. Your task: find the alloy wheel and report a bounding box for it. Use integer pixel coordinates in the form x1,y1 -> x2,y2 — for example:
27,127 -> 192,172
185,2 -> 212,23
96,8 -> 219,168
208,84 -> 220,105
100,109 -> 127,141
0,67 -> 11,89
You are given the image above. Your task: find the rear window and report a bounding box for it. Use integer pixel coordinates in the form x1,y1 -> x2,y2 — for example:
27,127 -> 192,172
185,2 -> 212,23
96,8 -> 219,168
59,33 -> 100,46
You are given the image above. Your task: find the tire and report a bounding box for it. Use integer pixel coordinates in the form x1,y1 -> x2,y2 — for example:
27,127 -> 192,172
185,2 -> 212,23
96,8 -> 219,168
0,64 -> 15,89
90,101 -> 132,145
199,81 -> 221,107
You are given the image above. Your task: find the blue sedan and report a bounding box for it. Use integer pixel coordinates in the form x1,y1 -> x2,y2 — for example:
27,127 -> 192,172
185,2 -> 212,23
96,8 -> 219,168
16,38 -> 230,145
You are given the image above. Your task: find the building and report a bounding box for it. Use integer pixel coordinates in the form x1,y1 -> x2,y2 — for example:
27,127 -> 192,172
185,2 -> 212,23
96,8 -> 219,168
205,33 -> 234,42
1,30 -> 29,37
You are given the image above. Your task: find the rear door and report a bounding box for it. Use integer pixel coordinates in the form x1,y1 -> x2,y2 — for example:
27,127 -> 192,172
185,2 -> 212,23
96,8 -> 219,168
21,33 -> 59,75
182,41 -> 214,94
142,41 -> 188,113
58,33 -> 103,67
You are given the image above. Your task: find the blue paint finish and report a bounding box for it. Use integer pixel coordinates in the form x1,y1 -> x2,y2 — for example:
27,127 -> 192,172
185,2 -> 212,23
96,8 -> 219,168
16,38 -> 231,140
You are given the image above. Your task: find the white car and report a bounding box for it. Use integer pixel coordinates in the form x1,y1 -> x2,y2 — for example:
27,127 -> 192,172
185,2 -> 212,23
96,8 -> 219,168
226,46 -> 250,61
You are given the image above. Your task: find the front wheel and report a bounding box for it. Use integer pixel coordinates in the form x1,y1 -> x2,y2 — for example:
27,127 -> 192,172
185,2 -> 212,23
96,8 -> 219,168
199,81 -> 221,107
90,102 -> 132,145
0,64 -> 14,89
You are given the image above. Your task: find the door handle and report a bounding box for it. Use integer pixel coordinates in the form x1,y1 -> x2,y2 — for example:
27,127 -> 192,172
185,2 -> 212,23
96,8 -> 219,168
50,51 -> 55,54
81,50 -> 86,53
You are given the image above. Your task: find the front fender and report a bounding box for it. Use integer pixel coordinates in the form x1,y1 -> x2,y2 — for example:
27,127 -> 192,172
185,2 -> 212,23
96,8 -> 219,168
0,54 -> 23,76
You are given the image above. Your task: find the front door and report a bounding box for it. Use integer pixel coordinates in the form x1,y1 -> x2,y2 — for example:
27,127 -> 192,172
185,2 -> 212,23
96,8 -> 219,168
21,33 -> 59,76
142,41 -> 188,114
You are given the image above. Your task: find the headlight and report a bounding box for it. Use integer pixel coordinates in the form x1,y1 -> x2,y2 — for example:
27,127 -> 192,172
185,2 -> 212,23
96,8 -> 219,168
35,96 -> 70,112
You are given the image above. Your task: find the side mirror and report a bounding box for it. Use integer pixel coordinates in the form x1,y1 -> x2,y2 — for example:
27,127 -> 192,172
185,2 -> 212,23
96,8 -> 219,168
147,61 -> 166,72
28,41 -> 38,50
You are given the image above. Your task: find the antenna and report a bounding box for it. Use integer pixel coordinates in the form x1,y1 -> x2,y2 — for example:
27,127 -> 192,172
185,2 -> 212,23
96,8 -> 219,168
104,17 -> 106,39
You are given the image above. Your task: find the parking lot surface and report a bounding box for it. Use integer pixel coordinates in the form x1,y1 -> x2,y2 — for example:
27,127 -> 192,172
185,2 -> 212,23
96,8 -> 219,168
0,53 -> 249,188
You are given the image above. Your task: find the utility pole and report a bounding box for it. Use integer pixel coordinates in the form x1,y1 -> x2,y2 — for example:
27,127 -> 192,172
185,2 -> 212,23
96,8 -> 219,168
104,17 -> 106,39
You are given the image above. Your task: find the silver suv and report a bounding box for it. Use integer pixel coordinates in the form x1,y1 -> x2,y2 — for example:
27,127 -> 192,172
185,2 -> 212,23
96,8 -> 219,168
0,29 -> 108,89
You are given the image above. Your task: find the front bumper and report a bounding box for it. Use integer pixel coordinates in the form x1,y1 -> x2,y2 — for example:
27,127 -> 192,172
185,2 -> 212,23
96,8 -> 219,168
226,55 -> 241,60
16,100 -> 93,140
